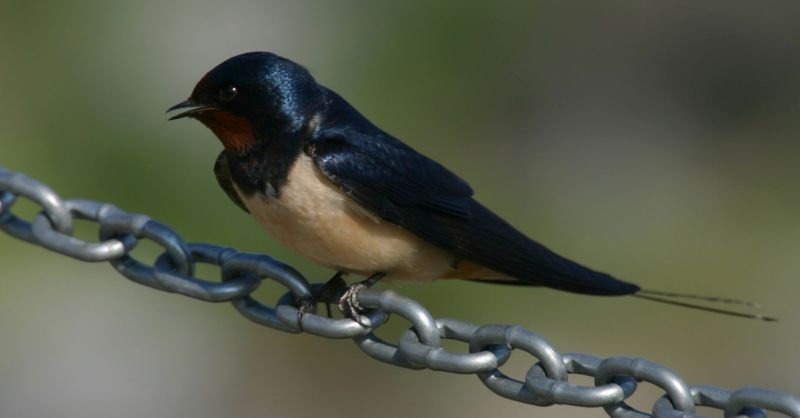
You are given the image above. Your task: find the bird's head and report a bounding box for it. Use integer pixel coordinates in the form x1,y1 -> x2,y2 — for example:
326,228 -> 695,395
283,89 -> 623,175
168,52 -> 323,152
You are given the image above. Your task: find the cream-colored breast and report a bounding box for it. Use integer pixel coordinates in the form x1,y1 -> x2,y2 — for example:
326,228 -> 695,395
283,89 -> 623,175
236,154 -> 456,281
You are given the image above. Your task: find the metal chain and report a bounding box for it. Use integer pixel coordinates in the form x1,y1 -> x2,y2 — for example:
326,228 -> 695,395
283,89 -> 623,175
1,165 -> 798,418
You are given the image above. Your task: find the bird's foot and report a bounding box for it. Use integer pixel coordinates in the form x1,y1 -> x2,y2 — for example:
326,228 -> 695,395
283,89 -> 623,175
296,299 -> 316,332
338,282 -> 370,325
308,272 -> 386,326
337,272 -> 386,326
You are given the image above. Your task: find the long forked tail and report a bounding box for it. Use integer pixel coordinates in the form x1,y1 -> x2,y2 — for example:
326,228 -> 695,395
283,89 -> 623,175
635,289 -> 777,322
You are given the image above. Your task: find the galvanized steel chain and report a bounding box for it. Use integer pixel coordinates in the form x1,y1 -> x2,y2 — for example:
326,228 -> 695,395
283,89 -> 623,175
1,165 -> 798,418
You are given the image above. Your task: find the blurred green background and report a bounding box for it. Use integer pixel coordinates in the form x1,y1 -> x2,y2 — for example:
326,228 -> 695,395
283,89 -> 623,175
1,1 -> 799,417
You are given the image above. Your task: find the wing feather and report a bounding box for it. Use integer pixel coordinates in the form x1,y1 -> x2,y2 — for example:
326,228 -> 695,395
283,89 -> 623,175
308,122 -> 639,296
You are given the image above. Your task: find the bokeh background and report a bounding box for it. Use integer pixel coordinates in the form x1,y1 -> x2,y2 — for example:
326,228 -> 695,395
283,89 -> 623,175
1,1 -> 799,417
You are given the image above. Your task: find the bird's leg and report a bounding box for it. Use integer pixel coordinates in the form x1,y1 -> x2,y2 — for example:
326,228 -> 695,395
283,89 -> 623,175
338,272 -> 387,326
303,271 -> 386,325
297,272 -> 347,331
312,271 -> 348,318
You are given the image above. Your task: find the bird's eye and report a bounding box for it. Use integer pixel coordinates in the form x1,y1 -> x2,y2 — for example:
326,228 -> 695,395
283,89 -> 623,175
219,85 -> 238,102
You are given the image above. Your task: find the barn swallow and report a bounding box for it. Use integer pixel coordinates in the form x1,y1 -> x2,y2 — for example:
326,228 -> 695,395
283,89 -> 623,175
168,52 -> 773,321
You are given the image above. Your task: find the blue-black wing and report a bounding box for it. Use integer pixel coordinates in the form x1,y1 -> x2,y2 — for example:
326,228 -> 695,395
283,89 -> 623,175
308,92 -> 639,295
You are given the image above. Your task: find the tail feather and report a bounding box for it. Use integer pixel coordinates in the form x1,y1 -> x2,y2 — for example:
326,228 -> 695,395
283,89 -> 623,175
634,289 -> 777,322
466,280 -> 777,321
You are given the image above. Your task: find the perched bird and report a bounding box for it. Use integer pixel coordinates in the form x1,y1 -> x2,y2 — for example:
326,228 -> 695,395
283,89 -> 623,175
168,51 -> 771,321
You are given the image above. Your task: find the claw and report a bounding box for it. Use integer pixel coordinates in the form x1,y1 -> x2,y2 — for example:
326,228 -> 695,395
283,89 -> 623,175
336,272 -> 386,326
296,299 -> 316,332
338,282 -> 370,326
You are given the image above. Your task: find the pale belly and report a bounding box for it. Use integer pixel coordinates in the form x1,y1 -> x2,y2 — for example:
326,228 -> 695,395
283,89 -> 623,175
236,154 -> 457,281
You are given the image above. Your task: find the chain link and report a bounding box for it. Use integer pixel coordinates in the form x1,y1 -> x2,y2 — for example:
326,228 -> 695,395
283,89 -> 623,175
1,165 -> 798,418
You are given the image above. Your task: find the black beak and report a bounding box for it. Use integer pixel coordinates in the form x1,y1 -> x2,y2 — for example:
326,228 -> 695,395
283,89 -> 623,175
166,99 -> 214,120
